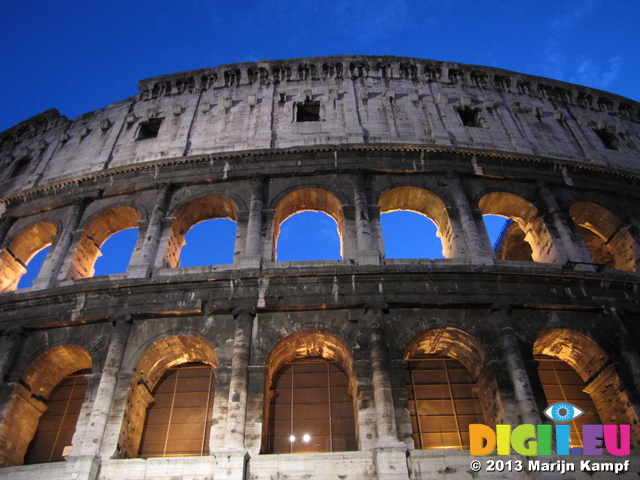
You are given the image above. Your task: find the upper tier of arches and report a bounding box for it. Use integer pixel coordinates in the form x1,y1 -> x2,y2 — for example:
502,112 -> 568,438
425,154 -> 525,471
1,170 -> 638,292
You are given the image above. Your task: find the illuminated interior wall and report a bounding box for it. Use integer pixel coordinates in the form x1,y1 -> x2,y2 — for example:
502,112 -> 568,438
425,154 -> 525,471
138,363 -> 215,458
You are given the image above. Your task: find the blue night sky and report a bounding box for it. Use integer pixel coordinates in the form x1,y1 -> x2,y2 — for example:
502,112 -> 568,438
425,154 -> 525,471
2,1 -> 639,283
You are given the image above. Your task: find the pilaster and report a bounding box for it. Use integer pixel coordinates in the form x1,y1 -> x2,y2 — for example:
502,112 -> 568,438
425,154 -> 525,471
128,184 -> 173,278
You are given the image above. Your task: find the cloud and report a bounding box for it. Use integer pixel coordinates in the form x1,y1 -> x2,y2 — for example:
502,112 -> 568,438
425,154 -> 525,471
570,55 -> 622,90
550,0 -> 599,31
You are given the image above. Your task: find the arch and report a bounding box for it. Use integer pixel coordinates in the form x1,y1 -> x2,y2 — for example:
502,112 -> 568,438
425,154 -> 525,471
117,334 -> 218,459
0,345 -> 92,467
379,186 -> 454,258
262,330 -> 357,454
404,328 -> 497,450
273,188 -> 344,260
0,222 -> 56,291
479,192 -> 558,263
570,202 -> 637,271
68,206 -> 142,279
534,329 -> 639,445
164,195 -> 239,268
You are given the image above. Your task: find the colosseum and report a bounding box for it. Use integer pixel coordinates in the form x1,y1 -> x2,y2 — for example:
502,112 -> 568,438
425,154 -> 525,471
0,55 -> 638,480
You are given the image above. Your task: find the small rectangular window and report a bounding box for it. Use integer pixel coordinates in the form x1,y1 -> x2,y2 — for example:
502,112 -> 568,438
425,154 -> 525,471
137,118 -> 163,140
456,106 -> 481,127
10,157 -> 30,179
296,101 -> 320,122
593,129 -> 619,150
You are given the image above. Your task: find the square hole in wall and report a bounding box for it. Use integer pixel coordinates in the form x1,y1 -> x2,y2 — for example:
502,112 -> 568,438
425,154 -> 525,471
9,157 -> 30,179
455,106 -> 481,127
593,129 -> 619,150
137,118 -> 163,140
296,101 -> 320,122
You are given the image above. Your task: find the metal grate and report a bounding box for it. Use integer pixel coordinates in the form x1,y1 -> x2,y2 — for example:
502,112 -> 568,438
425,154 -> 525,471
404,358 -> 483,450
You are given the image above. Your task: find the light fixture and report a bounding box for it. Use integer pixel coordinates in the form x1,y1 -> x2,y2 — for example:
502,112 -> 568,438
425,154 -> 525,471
289,435 -> 295,443
303,434 -> 310,443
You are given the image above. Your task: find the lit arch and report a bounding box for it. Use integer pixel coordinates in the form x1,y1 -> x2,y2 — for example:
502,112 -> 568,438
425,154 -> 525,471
164,195 -> 239,268
534,329 -> 639,446
379,186 -> 454,258
117,335 -> 218,458
0,222 -> 56,291
404,328 -> 499,450
262,330 -> 357,454
0,345 -> 92,466
68,206 -> 142,279
570,202 -> 637,271
273,188 -> 343,260
479,192 -> 558,263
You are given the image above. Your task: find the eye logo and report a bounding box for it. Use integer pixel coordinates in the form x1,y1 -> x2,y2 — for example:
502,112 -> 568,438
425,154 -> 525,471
543,402 -> 584,423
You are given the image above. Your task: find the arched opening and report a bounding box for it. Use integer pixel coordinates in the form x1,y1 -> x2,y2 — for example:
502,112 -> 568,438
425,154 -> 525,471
479,192 -> 558,263
570,202 -> 637,271
24,369 -> 90,464
263,330 -> 357,454
273,189 -> 343,261
0,345 -> 92,467
380,211 -> 443,259
164,195 -> 238,268
17,245 -> 50,289
68,206 -> 141,279
0,222 -> 56,292
181,219 -> 237,267
534,329 -> 640,446
276,211 -> 341,261
534,356 -> 599,448
138,362 -> 215,458
482,214 -> 532,261
404,328 -> 497,450
379,187 -> 454,259
117,335 -> 217,459
93,228 -> 138,276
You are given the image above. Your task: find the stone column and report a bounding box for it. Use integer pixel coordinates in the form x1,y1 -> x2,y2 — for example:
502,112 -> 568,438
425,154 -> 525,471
0,328 -> 24,385
76,316 -> 132,457
223,308 -> 254,450
0,216 -> 13,248
368,302 -> 409,479
447,172 -> 494,263
128,185 -> 173,278
0,329 -> 25,420
366,304 -> 402,447
33,199 -> 87,288
611,308 -> 640,395
352,171 -> 380,265
537,183 -> 592,266
490,306 -> 540,426
238,175 -> 265,268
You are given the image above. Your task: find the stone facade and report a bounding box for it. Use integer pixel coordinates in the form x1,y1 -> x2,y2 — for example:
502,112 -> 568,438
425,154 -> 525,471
0,55 -> 639,479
